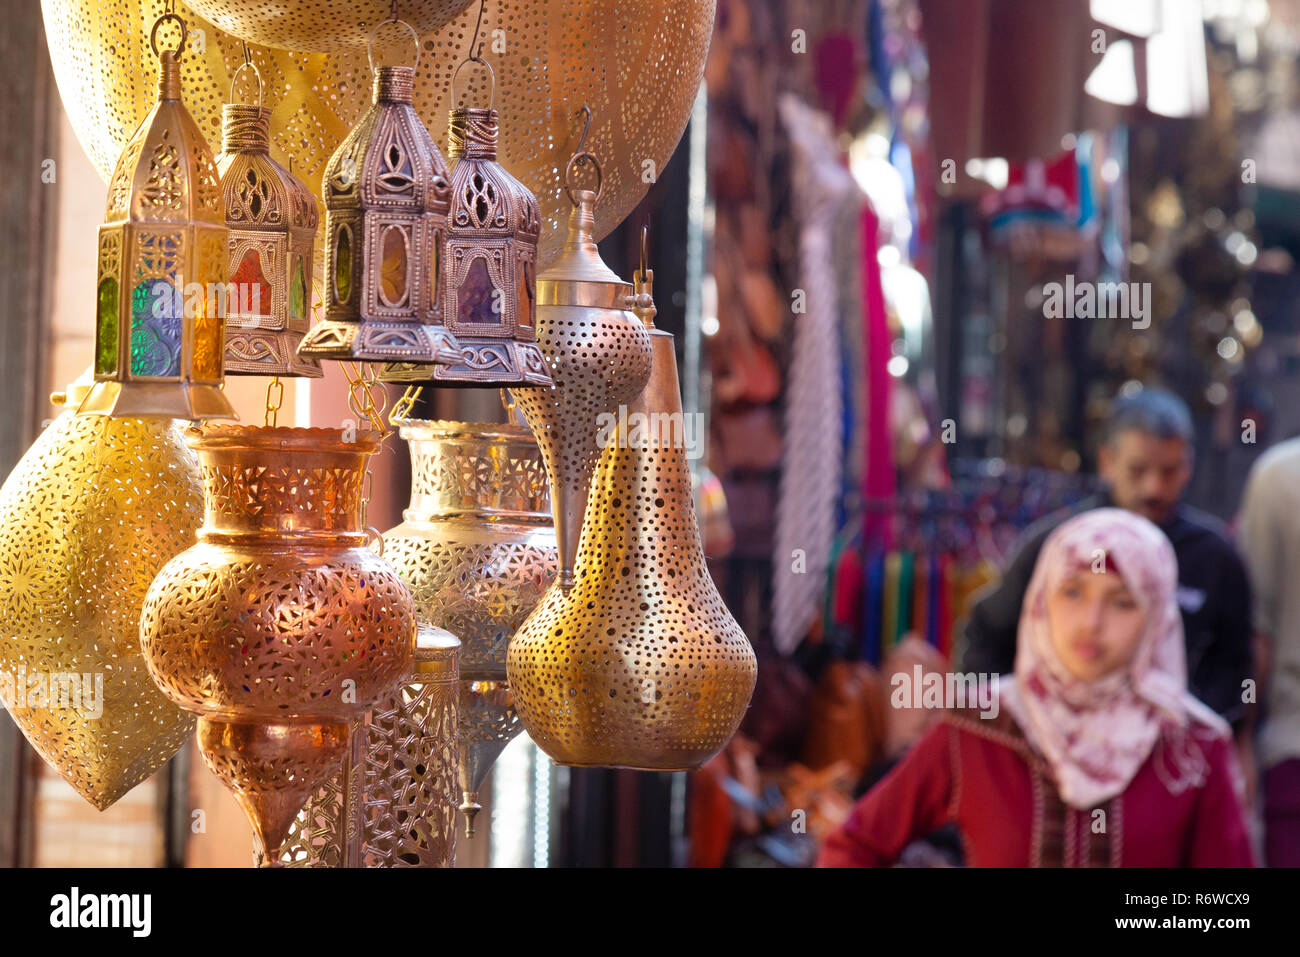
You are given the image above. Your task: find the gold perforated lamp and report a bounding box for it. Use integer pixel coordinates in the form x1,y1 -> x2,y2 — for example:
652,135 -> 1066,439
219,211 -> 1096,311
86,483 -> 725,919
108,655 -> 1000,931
513,156 -> 652,590
80,16 -> 235,421
508,284 -> 757,770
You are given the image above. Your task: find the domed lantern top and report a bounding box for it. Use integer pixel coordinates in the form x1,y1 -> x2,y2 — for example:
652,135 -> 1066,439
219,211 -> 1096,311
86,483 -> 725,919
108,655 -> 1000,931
297,19 -> 462,369
381,57 -> 551,387
80,14 -> 235,422
216,61 -> 322,378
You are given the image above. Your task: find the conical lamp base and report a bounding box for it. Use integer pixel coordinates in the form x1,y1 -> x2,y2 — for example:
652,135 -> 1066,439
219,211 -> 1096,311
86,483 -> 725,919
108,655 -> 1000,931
457,680 -> 522,838
197,718 -> 349,864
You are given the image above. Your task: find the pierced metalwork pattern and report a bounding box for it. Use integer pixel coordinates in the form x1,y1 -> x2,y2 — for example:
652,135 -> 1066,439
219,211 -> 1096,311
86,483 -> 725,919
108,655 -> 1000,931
514,189 -> 653,588
382,420 -> 555,834
382,420 -> 557,679
185,0 -> 474,52
41,0 -> 715,270
508,332 -> 756,770
139,425 -> 417,858
0,407 -> 201,810
277,626 -> 460,868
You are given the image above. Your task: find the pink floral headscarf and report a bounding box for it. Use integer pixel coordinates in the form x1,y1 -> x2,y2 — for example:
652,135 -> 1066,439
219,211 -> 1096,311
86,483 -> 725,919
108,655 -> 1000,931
998,508 -> 1230,809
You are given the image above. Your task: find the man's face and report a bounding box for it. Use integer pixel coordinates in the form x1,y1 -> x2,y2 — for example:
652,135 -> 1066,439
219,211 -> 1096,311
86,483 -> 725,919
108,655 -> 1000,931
1097,430 -> 1192,525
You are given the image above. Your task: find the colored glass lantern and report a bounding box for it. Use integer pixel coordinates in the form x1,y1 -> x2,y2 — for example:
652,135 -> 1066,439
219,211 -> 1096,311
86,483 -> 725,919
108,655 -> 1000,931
216,63 -> 322,377
79,15 -> 235,421
297,20 -> 462,369
380,59 -> 551,386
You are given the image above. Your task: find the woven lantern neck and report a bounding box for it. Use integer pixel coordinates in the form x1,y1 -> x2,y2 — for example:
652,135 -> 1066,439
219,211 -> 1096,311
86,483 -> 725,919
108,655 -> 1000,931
373,65 -> 415,104
157,49 -> 182,101
221,103 -> 271,153
448,107 -> 499,161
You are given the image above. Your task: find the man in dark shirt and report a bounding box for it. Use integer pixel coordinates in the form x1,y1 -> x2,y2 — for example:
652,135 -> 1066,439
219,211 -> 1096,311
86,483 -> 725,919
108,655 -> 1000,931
960,388 -> 1253,726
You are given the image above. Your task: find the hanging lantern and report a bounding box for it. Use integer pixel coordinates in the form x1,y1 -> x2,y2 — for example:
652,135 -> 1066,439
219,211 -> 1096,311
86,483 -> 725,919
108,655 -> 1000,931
380,57 -> 551,386
513,150 -> 653,590
508,283 -> 757,770
139,425 -> 417,862
80,13 -> 235,421
216,60 -> 322,377
273,623 -> 460,867
0,371 -> 201,809
296,19 -> 462,370
382,415 -> 557,835
44,0 -> 716,271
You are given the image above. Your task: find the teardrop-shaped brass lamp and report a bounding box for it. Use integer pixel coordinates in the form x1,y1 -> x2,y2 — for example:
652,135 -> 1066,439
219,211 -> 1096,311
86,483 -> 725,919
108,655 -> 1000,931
507,311 -> 757,769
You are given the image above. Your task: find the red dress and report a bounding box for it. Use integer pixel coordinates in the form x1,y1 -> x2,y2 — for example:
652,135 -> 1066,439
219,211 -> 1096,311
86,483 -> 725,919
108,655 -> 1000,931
818,709 -> 1256,867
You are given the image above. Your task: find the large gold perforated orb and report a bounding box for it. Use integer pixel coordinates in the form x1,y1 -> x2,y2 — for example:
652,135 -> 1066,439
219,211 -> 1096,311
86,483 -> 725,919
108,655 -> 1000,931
40,0 -> 715,270
184,0 -> 474,53
0,382 -> 201,810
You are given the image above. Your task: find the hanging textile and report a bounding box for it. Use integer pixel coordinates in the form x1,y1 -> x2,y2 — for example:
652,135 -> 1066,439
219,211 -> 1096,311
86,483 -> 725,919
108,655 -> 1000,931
771,94 -> 855,655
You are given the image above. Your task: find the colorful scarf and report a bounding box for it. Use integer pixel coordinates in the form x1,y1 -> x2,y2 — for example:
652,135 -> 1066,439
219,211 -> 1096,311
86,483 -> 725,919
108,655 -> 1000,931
999,508 -> 1230,809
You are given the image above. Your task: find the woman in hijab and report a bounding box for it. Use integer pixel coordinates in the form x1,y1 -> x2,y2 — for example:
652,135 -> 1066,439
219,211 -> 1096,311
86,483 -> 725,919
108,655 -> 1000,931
817,508 -> 1255,867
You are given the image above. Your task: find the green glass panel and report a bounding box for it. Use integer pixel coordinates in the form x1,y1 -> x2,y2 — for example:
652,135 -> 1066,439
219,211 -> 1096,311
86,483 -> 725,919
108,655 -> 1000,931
94,277 -> 119,374
290,259 -> 306,320
335,227 -> 352,304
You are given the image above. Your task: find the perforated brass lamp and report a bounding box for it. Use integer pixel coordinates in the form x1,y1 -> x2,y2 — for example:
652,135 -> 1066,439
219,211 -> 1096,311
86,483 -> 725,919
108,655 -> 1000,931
216,62 -> 322,377
508,279 -> 757,770
80,13 -> 235,421
513,153 -> 652,590
297,20 -> 462,369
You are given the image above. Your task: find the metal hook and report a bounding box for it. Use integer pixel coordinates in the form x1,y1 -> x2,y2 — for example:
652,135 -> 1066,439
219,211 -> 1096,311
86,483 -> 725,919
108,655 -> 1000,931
367,16 -> 421,75
564,150 -> 603,206
451,55 -> 496,110
573,105 -> 592,157
638,223 -> 649,279
470,0 -> 487,59
150,11 -> 188,58
230,57 -> 264,110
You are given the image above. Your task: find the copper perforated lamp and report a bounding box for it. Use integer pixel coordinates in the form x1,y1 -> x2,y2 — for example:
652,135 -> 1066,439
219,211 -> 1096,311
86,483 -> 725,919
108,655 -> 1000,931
140,425 -> 417,862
